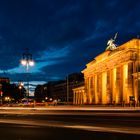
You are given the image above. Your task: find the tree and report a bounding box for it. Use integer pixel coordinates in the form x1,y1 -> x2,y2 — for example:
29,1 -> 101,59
1,83 -> 26,103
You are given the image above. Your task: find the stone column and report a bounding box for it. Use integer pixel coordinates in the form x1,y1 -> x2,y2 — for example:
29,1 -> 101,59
77,92 -> 79,105
74,92 -> 76,104
82,89 -> 86,104
73,92 -> 75,105
134,78 -> 138,104
80,91 -> 82,104
127,62 -> 134,102
81,90 -> 83,104
88,77 -> 92,104
76,92 -> 78,105
80,93 -> 82,105
84,78 -> 88,104
102,72 -> 107,104
123,64 -> 128,103
74,92 -> 76,105
94,75 -> 98,104
112,68 -> 117,104
133,61 -> 138,104
79,92 -> 81,105
78,92 -> 80,105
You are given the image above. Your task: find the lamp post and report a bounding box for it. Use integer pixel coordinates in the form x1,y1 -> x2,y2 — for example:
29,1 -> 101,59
18,82 -> 24,100
21,51 -> 34,103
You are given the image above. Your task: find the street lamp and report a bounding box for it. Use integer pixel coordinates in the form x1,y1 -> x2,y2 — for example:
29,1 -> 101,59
21,51 -> 35,103
21,53 -> 34,71
18,82 -> 24,99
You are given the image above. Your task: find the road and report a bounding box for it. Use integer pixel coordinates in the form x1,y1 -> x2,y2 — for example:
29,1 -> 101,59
0,106 -> 140,139
0,123 -> 139,140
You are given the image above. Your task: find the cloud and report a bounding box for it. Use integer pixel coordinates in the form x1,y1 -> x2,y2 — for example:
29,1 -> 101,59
37,46 -> 70,61
0,0 -> 139,83
2,46 -> 70,74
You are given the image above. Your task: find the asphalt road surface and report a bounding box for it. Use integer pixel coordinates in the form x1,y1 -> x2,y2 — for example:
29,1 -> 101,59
0,123 -> 140,140
0,107 -> 140,140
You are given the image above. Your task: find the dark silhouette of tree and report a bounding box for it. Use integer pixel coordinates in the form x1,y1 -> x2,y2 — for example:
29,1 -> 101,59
1,82 -> 26,103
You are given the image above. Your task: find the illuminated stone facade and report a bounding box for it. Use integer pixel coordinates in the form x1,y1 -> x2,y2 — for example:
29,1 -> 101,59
73,86 -> 86,105
80,39 -> 140,105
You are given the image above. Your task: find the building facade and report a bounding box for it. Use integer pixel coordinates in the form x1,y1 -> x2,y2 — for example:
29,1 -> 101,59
73,84 -> 86,105
34,73 -> 84,103
51,73 -> 84,103
75,39 -> 140,105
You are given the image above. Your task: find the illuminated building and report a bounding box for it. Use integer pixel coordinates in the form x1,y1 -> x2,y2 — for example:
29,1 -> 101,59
73,85 -> 86,105
73,39 -> 140,105
0,77 -> 10,83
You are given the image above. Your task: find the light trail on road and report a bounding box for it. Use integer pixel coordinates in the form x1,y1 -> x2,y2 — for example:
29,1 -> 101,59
0,119 -> 140,135
0,106 -> 140,137
1,107 -> 140,117
1,106 -> 140,111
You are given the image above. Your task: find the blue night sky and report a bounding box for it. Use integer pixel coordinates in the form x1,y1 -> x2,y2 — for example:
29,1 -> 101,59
0,0 -> 140,84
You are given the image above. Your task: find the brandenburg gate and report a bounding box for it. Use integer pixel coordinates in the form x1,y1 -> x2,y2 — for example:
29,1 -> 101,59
73,38 -> 140,105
